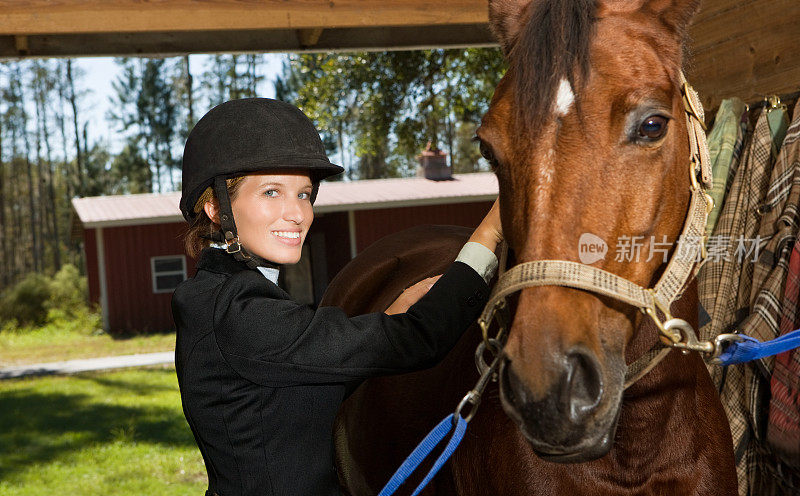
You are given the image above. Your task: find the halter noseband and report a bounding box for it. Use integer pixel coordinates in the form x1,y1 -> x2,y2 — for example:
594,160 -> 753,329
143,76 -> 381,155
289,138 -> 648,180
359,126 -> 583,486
479,73 -> 723,388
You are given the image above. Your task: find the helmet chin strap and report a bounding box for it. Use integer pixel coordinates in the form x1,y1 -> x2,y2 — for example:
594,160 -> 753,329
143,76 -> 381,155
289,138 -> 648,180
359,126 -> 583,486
211,176 -> 279,270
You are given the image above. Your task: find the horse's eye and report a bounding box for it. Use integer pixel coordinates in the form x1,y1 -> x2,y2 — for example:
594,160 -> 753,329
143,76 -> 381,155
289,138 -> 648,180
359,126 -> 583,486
638,115 -> 669,140
479,141 -> 496,165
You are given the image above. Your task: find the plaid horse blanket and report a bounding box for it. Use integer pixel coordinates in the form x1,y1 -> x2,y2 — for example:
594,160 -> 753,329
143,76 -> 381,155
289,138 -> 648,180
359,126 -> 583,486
698,101 -> 800,495
764,102 -> 800,490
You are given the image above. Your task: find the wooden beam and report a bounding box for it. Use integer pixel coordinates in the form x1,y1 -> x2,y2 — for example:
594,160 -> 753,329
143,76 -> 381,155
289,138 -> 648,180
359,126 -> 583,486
0,24 -> 496,59
0,0 -> 488,35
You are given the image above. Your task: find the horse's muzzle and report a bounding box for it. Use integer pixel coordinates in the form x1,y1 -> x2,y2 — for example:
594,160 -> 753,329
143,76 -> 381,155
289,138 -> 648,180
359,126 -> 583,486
498,347 -> 622,463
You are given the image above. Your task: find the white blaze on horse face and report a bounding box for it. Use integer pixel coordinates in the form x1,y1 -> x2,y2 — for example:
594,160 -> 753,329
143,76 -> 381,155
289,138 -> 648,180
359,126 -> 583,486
533,148 -> 557,224
539,149 -> 555,184
554,79 -> 574,116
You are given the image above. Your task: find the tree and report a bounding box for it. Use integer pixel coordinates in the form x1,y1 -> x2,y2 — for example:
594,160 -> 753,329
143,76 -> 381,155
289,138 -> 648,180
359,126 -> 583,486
201,54 -> 264,107
202,55 -> 233,108
110,57 -> 179,193
31,59 -> 62,270
108,140 -> 151,194
173,55 -> 196,145
12,62 -> 43,272
276,48 -> 506,179
138,58 -> 178,191
82,141 -> 113,197
64,59 -> 86,197
54,60 -> 83,268
0,69 -> 6,288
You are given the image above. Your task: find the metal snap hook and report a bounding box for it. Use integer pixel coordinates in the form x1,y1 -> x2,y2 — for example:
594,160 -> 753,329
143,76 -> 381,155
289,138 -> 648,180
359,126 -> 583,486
474,338 -> 503,376
454,391 -> 481,423
663,318 -> 715,354
709,333 -> 745,365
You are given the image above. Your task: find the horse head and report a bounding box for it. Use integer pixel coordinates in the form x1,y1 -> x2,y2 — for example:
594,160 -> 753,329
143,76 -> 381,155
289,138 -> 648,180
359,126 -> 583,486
478,0 -> 703,462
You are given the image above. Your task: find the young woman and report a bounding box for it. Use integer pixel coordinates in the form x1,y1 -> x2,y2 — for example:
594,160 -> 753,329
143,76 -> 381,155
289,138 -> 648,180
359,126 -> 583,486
173,98 -> 502,496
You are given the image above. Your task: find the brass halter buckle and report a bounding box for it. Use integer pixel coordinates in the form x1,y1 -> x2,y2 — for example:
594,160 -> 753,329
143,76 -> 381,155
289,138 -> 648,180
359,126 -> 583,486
642,289 -> 715,355
478,298 -> 508,349
681,82 -> 707,131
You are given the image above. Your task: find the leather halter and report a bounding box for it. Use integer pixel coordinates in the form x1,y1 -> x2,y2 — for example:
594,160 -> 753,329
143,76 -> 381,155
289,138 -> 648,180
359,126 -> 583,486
479,73 -> 719,388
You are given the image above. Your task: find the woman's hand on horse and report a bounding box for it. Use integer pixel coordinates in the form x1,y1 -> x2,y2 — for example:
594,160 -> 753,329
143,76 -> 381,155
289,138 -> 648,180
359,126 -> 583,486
385,275 -> 442,315
470,199 -> 503,253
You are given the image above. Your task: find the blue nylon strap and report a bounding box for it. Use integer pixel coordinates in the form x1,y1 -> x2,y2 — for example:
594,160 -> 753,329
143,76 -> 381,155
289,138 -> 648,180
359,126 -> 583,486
410,415 -> 467,496
378,414 -> 468,496
717,329 -> 800,366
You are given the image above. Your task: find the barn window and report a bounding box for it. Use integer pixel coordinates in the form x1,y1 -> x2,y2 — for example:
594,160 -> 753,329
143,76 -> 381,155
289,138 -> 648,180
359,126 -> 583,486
151,255 -> 187,293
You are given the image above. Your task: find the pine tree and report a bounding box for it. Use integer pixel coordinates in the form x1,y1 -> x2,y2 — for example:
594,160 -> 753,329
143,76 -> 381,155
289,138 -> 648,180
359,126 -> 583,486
31,59 -> 62,271
65,59 -> 86,197
0,68 -> 6,288
111,57 -> 179,193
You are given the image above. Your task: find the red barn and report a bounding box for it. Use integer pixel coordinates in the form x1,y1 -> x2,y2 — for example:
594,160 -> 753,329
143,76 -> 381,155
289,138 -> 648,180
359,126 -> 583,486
71,172 -> 497,333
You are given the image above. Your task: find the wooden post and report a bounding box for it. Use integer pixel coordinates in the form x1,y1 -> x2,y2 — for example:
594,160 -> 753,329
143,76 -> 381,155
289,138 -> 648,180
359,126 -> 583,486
297,28 -> 324,48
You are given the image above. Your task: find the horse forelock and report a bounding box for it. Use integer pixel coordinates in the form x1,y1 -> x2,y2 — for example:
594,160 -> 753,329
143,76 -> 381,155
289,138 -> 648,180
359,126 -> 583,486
509,0 -> 597,133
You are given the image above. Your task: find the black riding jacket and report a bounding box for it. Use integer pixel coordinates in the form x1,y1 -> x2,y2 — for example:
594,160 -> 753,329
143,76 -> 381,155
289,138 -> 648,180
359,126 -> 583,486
172,247 -> 489,496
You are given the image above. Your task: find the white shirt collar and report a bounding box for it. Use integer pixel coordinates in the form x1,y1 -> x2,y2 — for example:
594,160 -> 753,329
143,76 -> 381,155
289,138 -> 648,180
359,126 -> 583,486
256,267 -> 281,285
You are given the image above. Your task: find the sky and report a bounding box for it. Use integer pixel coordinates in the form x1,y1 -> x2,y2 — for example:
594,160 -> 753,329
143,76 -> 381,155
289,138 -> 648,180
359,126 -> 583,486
74,53 -> 287,153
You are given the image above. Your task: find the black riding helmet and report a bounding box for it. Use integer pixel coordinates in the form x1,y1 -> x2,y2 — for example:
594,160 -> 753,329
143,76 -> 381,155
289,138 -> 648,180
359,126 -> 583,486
180,98 -> 344,268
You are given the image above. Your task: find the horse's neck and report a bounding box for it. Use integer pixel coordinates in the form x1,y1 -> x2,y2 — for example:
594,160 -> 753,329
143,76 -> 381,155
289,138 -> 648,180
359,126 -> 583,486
615,278 -> 711,469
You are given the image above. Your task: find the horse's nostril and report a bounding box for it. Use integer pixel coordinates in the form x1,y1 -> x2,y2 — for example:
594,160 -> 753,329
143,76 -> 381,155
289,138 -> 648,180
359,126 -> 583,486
564,350 -> 603,421
501,358 -> 522,407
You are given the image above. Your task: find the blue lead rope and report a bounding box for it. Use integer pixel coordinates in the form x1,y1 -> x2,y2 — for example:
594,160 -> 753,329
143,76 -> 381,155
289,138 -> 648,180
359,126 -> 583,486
378,413 -> 467,496
716,329 -> 800,366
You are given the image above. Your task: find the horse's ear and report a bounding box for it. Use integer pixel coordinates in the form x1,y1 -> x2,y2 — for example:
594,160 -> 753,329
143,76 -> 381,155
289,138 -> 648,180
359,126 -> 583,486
598,0 -> 701,34
488,0 -> 533,56
654,0 -> 702,34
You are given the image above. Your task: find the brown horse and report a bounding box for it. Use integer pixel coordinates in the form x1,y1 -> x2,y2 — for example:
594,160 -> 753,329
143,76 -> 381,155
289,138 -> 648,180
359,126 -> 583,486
323,0 -> 738,494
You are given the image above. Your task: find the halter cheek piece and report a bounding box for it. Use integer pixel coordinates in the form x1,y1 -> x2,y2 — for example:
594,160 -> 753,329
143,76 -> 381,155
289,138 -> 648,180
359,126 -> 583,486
479,73 -> 726,389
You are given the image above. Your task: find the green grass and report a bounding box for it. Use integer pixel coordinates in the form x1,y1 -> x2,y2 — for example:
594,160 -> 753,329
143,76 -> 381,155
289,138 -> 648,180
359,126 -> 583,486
0,326 -> 176,366
0,366 -> 206,495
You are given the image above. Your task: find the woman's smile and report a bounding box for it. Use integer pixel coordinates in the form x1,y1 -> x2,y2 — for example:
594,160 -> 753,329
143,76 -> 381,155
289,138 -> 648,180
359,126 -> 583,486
271,230 -> 303,246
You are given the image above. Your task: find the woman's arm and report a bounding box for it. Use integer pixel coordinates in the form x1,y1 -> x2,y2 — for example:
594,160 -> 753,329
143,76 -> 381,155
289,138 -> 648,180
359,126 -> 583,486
468,198 -> 503,253
385,276 -> 441,315
212,261 -> 489,386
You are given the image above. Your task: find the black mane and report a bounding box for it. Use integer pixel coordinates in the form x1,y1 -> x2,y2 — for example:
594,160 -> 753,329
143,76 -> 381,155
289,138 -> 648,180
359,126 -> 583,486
510,0 -> 597,132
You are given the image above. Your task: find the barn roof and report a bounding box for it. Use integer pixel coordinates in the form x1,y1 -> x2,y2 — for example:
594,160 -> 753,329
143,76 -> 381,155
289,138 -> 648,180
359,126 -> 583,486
71,172 -> 498,232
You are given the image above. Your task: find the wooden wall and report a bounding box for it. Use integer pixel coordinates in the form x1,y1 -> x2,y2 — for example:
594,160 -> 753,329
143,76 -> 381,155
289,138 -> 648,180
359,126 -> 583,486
353,201 -> 493,253
310,211 -> 352,284
687,0 -> 800,109
83,222 -> 193,334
